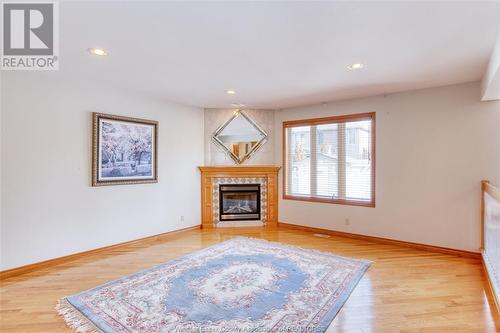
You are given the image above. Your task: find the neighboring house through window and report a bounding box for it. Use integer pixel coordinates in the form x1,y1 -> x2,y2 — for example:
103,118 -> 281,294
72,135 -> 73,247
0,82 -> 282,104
283,112 -> 375,207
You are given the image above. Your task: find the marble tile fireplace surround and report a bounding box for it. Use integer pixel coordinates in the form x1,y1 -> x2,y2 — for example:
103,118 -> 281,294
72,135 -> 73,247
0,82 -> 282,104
198,166 -> 280,228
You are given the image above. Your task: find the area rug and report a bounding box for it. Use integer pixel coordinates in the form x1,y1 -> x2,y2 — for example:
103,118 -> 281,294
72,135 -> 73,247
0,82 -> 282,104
57,237 -> 370,333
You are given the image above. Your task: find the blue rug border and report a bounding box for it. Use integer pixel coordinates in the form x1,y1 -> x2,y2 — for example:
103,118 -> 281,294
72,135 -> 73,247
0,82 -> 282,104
315,260 -> 370,332
62,236 -> 371,333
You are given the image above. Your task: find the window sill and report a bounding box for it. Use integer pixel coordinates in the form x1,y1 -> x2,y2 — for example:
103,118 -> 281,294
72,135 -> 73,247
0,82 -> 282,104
283,194 -> 375,208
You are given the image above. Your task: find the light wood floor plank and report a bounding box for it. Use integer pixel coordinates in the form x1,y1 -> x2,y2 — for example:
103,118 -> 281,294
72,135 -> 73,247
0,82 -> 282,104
1,227 -> 498,332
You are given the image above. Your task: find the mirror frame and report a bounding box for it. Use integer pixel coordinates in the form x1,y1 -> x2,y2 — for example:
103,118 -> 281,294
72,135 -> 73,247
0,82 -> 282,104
212,110 -> 268,164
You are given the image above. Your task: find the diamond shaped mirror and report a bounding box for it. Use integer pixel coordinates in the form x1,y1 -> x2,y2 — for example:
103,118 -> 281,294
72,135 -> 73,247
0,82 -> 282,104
212,111 -> 268,164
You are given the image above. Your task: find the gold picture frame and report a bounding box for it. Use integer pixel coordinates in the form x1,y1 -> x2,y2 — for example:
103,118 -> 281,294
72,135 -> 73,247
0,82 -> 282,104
92,112 -> 158,186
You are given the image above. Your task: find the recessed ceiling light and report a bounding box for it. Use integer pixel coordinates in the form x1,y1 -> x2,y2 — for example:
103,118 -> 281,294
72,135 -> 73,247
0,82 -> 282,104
231,103 -> 245,107
226,90 -> 236,95
347,63 -> 364,70
88,48 -> 108,56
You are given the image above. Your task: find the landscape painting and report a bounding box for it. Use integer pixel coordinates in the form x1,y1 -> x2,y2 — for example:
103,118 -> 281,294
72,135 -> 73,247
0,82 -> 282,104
92,113 -> 158,186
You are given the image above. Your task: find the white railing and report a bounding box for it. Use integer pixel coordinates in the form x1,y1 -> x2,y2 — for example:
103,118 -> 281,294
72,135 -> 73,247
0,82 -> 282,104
481,180 -> 500,314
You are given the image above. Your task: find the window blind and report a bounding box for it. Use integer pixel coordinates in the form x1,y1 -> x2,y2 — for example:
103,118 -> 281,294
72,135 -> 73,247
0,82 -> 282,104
284,113 -> 375,206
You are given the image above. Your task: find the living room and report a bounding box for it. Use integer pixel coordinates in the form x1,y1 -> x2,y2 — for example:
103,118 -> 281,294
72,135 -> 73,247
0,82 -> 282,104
1,1 -> 499,332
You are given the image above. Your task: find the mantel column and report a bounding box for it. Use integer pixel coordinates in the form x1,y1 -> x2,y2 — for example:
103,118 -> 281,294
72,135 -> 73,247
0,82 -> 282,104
201,174 -> 214,229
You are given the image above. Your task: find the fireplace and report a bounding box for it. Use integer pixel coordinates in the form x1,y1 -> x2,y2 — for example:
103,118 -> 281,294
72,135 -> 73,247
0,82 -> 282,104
219,184 -> 261,221
199,166 -> 280,228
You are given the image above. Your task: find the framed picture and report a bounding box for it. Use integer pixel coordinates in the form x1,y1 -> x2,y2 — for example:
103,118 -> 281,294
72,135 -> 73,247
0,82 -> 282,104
92,112 -> 158,186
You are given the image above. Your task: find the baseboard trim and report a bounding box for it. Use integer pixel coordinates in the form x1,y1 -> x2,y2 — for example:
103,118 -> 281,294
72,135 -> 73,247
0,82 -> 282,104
481,251 -> 500,315
2,223 -> 480,281
0,225 -> 201,281
278,222 -> 480,259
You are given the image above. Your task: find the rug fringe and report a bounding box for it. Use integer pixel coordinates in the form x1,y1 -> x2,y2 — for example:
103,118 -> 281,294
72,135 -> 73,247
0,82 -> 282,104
56,298 -> 103,333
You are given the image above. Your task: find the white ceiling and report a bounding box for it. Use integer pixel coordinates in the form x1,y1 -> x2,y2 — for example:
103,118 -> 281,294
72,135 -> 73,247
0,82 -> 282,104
57,1 -> 500,109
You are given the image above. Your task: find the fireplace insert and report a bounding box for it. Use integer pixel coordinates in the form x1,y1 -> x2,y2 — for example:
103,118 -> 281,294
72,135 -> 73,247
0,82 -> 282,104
219,184 -> 261,221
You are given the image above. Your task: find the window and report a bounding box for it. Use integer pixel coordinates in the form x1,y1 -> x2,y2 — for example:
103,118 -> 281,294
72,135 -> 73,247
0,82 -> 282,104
283,112 -> 375,207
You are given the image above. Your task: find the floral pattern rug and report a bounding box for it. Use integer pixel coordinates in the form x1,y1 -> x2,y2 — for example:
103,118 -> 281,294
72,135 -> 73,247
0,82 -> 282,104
57,237 -> 370,333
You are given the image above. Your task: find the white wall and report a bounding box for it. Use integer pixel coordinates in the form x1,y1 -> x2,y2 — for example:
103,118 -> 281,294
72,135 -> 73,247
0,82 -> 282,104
1,76 -> 497,270
0,72 -> 204,270
0,72 -> 3,258
204,108 -> 275,165
482,31 -> 500,101
275,82 -> 500,252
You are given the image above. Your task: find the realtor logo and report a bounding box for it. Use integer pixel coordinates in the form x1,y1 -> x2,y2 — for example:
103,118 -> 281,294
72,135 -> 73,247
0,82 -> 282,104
1,1 -> 59,70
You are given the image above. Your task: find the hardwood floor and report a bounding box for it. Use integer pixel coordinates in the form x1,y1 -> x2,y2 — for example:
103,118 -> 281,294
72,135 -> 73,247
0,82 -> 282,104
1,226 -> 499,332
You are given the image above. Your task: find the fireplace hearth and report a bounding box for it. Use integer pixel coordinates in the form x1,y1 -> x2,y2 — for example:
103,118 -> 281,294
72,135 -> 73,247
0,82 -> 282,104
219,184 -> 261,221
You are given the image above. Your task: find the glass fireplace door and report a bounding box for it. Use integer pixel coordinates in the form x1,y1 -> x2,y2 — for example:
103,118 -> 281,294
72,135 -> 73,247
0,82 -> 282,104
219,184 -> 261,221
